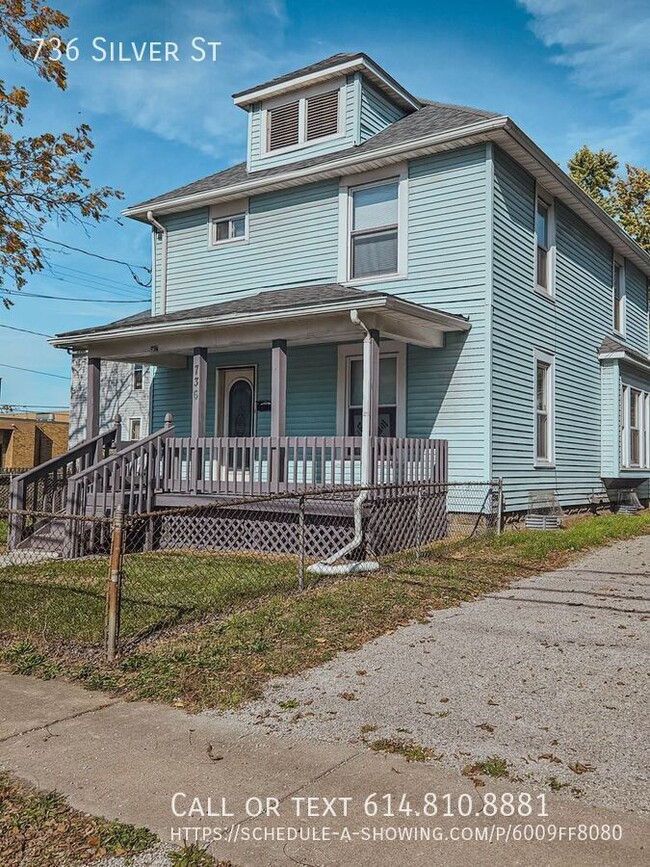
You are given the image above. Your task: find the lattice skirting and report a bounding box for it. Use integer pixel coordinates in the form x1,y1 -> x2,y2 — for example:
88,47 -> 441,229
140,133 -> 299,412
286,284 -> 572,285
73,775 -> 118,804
140,493 -> 449,558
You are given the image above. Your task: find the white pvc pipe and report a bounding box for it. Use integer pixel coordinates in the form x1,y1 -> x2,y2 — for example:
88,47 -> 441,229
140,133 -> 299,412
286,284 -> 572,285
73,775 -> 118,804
307,309 -> 380,576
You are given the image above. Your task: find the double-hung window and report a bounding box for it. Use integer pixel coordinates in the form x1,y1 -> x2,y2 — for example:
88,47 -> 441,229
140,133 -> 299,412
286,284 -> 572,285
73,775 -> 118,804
613,255 -> 626,335
535,192 -> 555,296
129,417 -> 142,440
349,180 -> 399,280
132,364 -> 143,391
347,355 -> 398,437
621,385 -> 648,469
534,351 -> 555,465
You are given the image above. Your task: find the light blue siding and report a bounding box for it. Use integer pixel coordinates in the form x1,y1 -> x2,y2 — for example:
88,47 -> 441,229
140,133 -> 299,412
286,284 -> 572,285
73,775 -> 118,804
359,80 -> 406,141
356,145 -> 490,483
154,181 -> 339,314
491,145 -> 639,510
247,76 -> 357,173
624,261 -> 649,354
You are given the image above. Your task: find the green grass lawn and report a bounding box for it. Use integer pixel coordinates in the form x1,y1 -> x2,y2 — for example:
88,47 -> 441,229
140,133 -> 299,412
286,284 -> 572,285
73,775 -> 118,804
0,552 -> 298,645
1,513 -> 648,710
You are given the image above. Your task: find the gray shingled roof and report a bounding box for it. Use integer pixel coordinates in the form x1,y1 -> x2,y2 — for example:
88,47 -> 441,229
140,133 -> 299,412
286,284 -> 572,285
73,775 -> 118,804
599,336 -> 650,367
54,283 -> 467,340
232,53 -> 364,98
130,101 -> 499,212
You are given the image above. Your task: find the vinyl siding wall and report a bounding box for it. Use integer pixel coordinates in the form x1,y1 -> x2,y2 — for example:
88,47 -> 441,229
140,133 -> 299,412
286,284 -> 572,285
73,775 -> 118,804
154,180 -> 340,315
151,145 -> 490,482
359,80 -> 406,141
491,145 -> 649,510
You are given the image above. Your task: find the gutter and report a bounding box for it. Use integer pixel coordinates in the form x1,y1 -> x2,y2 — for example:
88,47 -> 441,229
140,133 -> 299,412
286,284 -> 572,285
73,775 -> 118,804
123,117 -> 508,219
146,211 -> 168,314
49,295 -> 470,348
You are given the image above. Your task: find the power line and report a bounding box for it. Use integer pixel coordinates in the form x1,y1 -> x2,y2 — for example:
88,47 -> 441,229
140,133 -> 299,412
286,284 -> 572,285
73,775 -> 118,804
0,362 -> 68,380
3,289 -> 146,304
49,264 -> 151,295
36,235 -> 152,286
0,323 -> 53,338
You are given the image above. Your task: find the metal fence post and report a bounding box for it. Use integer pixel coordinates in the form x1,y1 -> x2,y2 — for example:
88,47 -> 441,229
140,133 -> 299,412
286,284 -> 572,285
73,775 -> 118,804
297,495 -> 305,591
496,478 -> 504,535
106,505 -> 124,662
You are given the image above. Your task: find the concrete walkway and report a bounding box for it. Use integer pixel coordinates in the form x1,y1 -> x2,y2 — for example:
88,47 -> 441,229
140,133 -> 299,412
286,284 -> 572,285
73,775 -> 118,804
0,673 -> 647,866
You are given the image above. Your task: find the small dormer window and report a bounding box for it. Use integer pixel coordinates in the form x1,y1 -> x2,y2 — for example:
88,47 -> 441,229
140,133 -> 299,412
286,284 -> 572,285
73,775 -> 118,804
265,85 -> 342,154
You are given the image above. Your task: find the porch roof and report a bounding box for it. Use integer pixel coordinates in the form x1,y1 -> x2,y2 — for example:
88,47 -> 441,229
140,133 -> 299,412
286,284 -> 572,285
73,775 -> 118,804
598,336 -> 650,375
50,284 -> 470,366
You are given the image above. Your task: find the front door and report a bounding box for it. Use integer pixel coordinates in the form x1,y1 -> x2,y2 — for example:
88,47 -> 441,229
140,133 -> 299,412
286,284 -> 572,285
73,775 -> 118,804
221,368 -> 255,437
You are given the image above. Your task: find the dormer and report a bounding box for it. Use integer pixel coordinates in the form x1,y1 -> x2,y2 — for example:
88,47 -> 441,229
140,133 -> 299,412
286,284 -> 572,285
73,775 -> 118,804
233,53 -> 422,173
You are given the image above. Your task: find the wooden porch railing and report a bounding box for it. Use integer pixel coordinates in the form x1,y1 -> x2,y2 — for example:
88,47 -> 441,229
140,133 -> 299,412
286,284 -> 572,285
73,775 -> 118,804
8,424 -> 120,548
161,436 -> 447,497
65,418 -> 175,519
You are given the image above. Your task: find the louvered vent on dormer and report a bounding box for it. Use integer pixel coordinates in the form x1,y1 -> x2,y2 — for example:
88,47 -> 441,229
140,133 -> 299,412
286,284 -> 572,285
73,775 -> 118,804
267,100 -> 300,151
306,89 -> 340,141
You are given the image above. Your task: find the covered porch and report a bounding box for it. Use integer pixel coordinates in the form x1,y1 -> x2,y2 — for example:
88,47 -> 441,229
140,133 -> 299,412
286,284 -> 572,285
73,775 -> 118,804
52,285 -> 469,505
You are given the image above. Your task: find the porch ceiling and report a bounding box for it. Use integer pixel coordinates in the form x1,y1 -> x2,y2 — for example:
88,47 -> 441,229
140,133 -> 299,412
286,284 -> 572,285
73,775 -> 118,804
50,284 -> 470,365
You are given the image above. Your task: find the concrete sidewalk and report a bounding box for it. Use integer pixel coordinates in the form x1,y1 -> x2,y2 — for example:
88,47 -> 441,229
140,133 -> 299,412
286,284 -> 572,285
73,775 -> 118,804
0,674 -> 647,866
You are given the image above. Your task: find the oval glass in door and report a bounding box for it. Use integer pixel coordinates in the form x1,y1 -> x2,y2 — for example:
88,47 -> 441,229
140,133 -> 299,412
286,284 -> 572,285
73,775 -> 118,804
228,378 -> 253,437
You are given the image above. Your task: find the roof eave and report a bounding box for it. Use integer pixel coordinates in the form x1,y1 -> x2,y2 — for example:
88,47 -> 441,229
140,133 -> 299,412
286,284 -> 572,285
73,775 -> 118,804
122,115 -> 509,221
598,350 -> 650,374
232,55 -> 421,112
50,294 -> 470,350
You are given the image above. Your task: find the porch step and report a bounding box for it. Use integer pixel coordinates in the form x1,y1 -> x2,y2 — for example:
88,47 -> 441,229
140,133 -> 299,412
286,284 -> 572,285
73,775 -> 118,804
13,516 -> 66,556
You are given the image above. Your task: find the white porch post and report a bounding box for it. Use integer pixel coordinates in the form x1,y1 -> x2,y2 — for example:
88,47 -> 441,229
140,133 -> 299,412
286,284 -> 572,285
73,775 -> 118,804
86,356 -> 101,441
361,328 -> 380,485
191,347 -> 208,437
271,339 -> 287,438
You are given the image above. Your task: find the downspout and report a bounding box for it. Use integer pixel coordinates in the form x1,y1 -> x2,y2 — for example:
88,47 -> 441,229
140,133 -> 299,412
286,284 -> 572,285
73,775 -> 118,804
146,210 -> 167,315
307,309 -> 380,575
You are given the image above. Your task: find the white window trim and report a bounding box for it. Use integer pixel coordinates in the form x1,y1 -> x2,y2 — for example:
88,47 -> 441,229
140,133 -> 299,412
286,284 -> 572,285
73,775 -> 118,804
260,79 -> 346,159
533,349 -> 555,468
337,165 -> 408,285
336,340 -> 406,436
209,212 -> 248,248
533,187 -> 556,300
612,253 -> 626,337
128,416 -> 142,440
132,363 -> 144,391
620,383 -> 650,470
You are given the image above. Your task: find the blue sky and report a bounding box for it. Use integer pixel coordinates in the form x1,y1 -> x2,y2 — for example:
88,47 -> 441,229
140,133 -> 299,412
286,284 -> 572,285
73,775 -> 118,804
1,0 -> 648,410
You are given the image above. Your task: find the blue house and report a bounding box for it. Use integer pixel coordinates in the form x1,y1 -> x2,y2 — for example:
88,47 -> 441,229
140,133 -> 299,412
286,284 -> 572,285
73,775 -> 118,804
47,52 -> 650,518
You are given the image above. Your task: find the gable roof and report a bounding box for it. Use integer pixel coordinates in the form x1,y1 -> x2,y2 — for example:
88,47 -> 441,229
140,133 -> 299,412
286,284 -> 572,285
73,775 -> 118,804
232,52 -> 361,98
128,101 -> 499,213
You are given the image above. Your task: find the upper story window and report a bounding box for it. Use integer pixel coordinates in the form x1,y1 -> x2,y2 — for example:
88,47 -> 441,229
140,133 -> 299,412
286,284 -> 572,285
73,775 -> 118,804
350,180 -> 399,280
613,254 -> 626,335
535,191 -> 555,298
132,364 -> 143,391
534,350 -> 555,466
209,199 -> 249,247
265,85 -> 342,155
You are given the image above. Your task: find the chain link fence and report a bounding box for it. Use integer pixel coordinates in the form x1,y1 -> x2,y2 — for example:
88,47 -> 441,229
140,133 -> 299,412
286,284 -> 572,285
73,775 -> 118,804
0,480 -> 502,659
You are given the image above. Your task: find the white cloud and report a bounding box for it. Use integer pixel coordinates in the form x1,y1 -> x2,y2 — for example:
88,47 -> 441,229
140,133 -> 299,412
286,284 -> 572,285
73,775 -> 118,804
518,0 -> 650,161
66,0 -> 317,159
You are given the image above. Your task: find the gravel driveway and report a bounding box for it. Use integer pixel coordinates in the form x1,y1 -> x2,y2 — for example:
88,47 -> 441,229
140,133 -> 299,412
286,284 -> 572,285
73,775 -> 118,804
227,534 -> 650,813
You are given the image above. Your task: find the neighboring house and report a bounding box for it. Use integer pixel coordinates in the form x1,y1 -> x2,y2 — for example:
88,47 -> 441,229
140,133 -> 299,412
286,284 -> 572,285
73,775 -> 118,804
69,351 -> 152,445
0,411 -> 69,469
49,51 -> 650,513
